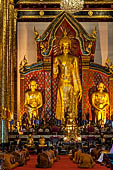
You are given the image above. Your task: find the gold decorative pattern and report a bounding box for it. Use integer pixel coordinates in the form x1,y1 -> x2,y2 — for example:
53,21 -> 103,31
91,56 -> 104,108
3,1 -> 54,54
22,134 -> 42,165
34,26 -> 40,40
19,56 -> 28,73
40,10 -> 44,16
105,56 -> 113,75
9,1 -> 15,119
91,26 -> 96,39
86,41 -> 92,53
17,9 -> 113,20
13,9 -> 18,120
2,0 -> 8,108
23,55 -> 28,66
17,0 -> 113,5
0,0 -> 3,117
17,0 -> 60,4
105,56 -> 109,68
88,10 -> 93,17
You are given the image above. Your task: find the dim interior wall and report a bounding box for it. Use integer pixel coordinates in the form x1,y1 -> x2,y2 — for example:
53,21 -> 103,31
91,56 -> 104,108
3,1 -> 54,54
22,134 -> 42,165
17,21 -> 113,119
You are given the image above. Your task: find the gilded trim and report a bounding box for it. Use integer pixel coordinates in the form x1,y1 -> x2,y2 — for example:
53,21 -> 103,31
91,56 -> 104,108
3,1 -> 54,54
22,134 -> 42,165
90,63 -> 111,75
17,10 -> 113,20
17,0 -> 113,5
0,0 -> 3,115
17,9 -> 113,12
74,16 -> 113,19
18,15 -> 113,19
18,15 -> 56,19
35,12 -> 95,57
17,0 -> 60,5
13,9 -> 17,120
85,1 -> 113,4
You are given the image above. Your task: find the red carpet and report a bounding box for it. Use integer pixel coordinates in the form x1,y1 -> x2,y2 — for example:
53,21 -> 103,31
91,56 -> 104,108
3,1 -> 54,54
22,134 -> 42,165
14,154 -> 110,170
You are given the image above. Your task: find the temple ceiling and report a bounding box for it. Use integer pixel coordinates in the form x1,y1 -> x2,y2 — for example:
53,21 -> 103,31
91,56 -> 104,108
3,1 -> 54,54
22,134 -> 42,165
14,0 -> 113,22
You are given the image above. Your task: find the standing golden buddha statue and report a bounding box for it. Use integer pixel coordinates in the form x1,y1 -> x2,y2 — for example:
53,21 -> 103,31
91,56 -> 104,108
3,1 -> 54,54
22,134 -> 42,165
25,80 -> 43,124
92,82 -> 109,125
53,30 -> 82,125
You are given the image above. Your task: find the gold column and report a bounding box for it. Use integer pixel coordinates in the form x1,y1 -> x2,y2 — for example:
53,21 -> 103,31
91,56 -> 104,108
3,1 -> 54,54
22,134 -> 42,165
13,9 -> 17,121
1,0 -> 9,144
0,0 -> 17,145
0,0 -> 3,144
8,0 -> 15,119
2,0 -> 8,108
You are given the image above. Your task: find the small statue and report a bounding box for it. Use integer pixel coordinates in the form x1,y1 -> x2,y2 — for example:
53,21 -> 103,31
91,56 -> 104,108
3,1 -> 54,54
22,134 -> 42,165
25,80 -> 43,124
26,134 -> 35,148
39,136 -> 47,147
53,30 -> 82,124
92,82 -> 109,124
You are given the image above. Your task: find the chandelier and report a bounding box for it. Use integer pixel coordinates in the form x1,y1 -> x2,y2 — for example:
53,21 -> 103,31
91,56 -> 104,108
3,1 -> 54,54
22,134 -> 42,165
60,0 -> 84,13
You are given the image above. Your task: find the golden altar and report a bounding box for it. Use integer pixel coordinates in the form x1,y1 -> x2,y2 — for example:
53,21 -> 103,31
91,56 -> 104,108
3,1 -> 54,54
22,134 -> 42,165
19,12 -> 113,126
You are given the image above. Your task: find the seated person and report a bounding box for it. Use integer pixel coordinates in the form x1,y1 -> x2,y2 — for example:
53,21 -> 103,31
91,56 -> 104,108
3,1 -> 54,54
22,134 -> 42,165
78,153 -> 95,168
97,145 -> 109,165
91,145 -> 101,161
36,151 -> 53,168
73,148 -> 82,164
70,148 -> 77,160
11,149 -> 26,166
0,152 -> 18,169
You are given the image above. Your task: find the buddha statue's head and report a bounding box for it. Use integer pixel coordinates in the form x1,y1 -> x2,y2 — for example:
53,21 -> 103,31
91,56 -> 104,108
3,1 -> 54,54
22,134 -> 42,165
29,80 -> 37,92
97,82 -> 105,92
60,30 -> 71,55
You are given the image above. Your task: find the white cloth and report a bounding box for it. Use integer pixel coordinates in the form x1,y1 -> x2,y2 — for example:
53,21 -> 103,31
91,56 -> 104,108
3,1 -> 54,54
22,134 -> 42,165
97,153 -> 104,163
110,147 -> 113,154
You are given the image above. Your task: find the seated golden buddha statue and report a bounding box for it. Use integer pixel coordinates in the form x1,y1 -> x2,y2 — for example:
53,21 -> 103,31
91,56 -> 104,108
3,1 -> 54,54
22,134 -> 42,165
39,136 -> 47,147
26,134 -> 35,148
25,80 -> 43,124
53,30 -> 82,125
92,82 -> 109,124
